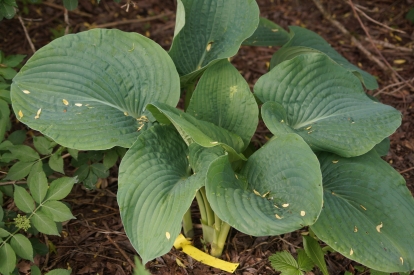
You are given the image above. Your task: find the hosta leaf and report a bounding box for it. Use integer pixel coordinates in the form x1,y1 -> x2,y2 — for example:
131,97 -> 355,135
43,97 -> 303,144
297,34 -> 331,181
31,211 -> 59,235
206,133 -> 323,236
256,53 -> 401,157
169,0 -> 259,85
269,251 -> 302,275
10,234 -> 34,261
11,29 -> 180,150
243,17 -> 290,46
0,243 -> 16,275
41,201 -> 75,222
373,138 -> 390,157
311,151 -> 414,272
45,177 -> 77,201
28,171 -> 49,204
147,102 -> 245,159
118,125 -> 204,263
302,236 -> 328,275
186,60 -> 258,150
273,26 -> 378,90
14,185 -> 35,213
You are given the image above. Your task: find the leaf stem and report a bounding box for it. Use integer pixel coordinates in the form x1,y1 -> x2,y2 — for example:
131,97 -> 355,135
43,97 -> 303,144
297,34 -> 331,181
210,215 -> 231,258
195,190 -> 208,225
182,207 -> 194,238
200,187 -> 214,226
184,81 -> 196,111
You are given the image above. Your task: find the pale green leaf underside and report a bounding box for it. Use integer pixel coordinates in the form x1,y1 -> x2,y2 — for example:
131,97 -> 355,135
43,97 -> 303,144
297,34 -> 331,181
278,26 -> 378,90
256,53 -> 401,157
11,29 -> 180,150
243,17 -> 290,46
169,0 -> 259,85
311,151 -> 414,272
206,134 -> 323,236
10,234 -> 34,261
187,60 -> 258,150
269,251 -> 302,275
302,235 -> 329,275
0,243 -> 16,275
118,125 -> 204,263
147,102 -> 245,159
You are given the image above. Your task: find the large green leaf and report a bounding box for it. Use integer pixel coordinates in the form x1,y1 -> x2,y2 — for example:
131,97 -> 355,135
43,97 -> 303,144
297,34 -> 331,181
169,0 -> 259,85
242,17 -> 290,46
256,53 -> 401,157
187,60 -> 258,150
118,125 -> 204,263
0,243 -> 16,275
10,234 -> 33,261
147,102 -> 245,158
206,133 -> 323,236
31,211 -> 59,235
311,151 -> 414,272
272,26 -> 378,90
11,29 -> 180,150
14,185 -> 36,214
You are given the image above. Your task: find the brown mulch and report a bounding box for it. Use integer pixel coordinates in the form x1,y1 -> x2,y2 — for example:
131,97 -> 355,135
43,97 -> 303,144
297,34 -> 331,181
1,0 -> 414,274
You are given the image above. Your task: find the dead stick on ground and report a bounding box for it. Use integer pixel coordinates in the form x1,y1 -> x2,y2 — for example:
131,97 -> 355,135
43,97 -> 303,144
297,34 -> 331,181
105,234 -> 135,268
311,0 -> 389,74
348,0 -> 414,90
64,8 -> 70,35
17,12 -> 36,54
93,11 -> 173,28
42,1 -> 92,17
354,5 -> 405,34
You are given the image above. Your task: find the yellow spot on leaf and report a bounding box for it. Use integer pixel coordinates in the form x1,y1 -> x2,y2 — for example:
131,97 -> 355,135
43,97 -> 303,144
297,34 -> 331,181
210,141 -> 218,145
128,43 -> 135,52
350,248 -> 354,255
18,110 -> 23,119
62,99 -> 69,105
305,126 -> 312,130
124,112 -> 128,116
230,85 -> 238,95
376,222 -> 383,233
271,29 -> 279,32
360,205 -> 367,210
275,214 -> 282,219
280,120 -> 284,123
75,103 -> 82,107
166,232 -> 171,240
354,226 -> 358,232
253,189 -> 261,196
262,191 -> 270,198
300,211 -> 306,216
274,204 -> 279,209
332,160 -> 339,164
400,257 -> 404,265
22,90 -> 30,94
206,42 -> 213,52
282,203 -> 289,208
34,108 -> 42,119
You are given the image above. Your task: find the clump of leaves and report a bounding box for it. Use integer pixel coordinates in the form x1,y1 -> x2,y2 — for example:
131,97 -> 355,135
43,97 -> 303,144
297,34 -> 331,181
8,0 -> 414,273
0,0 -> 17,20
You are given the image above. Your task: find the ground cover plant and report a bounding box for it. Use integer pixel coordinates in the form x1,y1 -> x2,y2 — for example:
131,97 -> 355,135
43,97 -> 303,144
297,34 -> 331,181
2,0 -> 414,274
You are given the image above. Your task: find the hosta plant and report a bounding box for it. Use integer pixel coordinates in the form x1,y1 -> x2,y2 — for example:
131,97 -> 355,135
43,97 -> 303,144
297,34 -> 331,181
9,0 -> 414,273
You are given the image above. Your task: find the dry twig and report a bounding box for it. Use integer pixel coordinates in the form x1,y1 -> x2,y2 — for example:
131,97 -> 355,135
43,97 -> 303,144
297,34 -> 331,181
347,0 -> 414,90
311,0 -> 389,74
17,13 -> 36,54
93,12 -> 173,28
354,5 -> 405,34
64,8 -> 70,35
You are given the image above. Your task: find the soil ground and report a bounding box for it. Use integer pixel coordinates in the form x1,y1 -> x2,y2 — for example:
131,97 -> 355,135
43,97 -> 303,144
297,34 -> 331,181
1,0 -> 414,274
